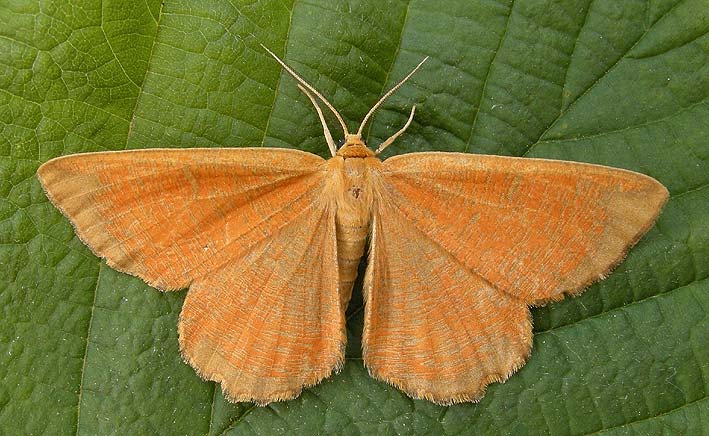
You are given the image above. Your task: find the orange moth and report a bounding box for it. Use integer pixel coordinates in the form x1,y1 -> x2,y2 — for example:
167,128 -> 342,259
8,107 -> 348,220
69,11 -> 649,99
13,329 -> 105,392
37,46 -> 668,405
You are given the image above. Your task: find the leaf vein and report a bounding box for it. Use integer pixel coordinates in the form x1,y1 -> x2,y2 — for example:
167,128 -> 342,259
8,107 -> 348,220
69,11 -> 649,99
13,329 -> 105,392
124,1 -> 164,146
259,1 -> 295,148
364,0 -> 412,144
560,0 -> 594,111
463,0 -> 516,153
75,264 -> 101,436
536,276 -> 708,335
533,99 -> 708,146
581,396 -> 708,435
522,0 -> 691,157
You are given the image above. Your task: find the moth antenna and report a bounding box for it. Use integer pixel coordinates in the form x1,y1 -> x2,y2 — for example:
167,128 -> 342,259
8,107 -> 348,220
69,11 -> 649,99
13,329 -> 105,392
375,105 -> 416,155
261,44 -> 350,137
356,56 -> 428,137
298,84 -> 337,156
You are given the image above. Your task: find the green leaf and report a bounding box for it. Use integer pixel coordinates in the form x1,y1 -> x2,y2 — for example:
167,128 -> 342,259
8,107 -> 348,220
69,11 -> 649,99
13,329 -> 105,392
1,0 -> 707,434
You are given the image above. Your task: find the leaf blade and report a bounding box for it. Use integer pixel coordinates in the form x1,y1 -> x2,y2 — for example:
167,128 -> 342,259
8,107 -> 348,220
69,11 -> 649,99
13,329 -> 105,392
1,0 -> 707,434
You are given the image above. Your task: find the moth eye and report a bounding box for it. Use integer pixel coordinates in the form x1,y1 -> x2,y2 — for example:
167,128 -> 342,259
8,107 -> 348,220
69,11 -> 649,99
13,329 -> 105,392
337,138 -> 346,149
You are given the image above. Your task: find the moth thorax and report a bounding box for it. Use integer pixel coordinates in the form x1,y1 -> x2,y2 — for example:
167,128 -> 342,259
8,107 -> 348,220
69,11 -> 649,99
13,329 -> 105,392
335,158 -> 373,225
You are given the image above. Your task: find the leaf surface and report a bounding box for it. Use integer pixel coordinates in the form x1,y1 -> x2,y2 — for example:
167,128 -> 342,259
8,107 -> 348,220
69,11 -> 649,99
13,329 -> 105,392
0,0 -> 707,434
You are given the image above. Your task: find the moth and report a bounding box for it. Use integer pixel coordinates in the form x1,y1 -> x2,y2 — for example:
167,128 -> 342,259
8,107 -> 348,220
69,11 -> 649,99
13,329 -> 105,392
37,47 -> 668,405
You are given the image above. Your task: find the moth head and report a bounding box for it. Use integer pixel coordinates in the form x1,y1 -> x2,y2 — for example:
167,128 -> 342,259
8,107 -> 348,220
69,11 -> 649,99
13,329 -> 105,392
336,134 -> 375,158
342,134 -> 365,148
261,44 -> 427,157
